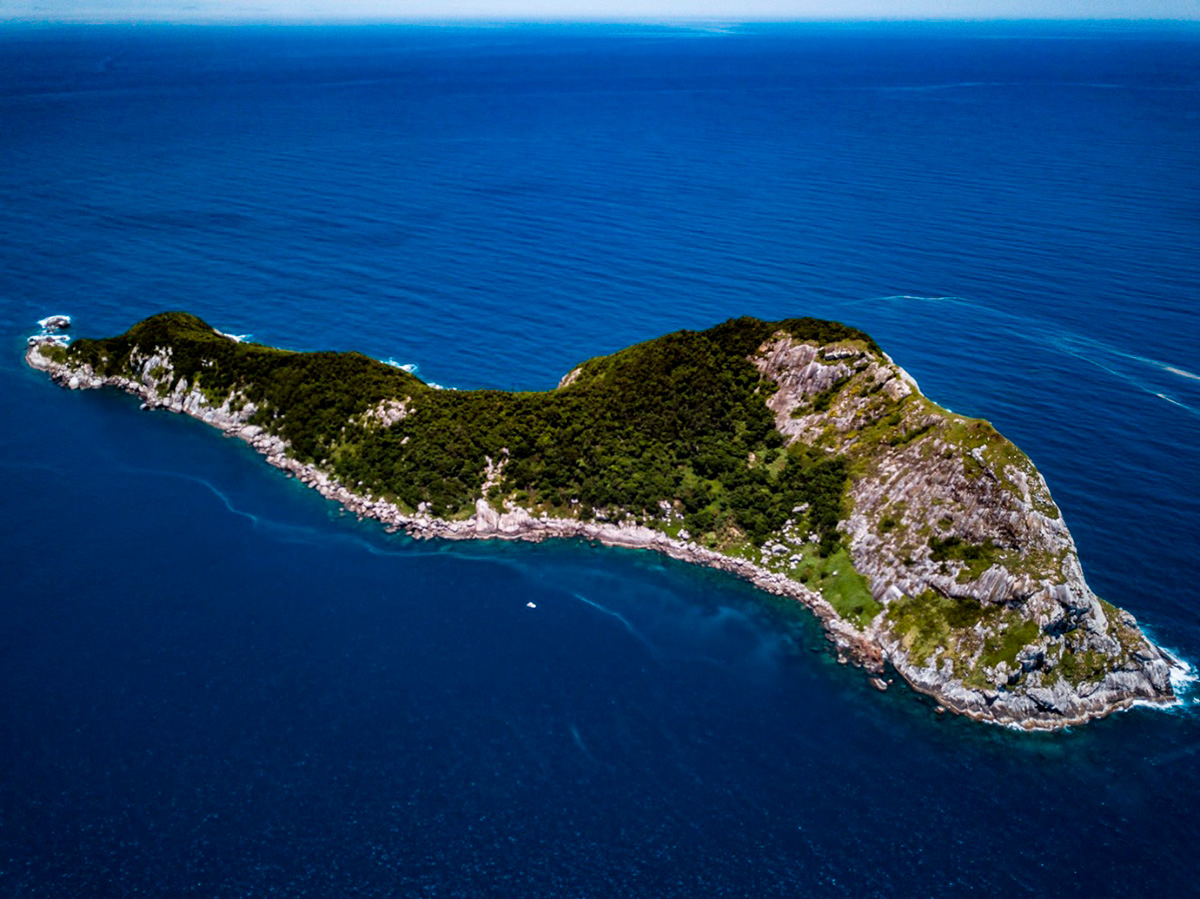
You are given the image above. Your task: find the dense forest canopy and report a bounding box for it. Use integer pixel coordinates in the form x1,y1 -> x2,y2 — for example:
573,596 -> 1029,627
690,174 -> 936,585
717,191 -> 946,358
65,312 -> 878,555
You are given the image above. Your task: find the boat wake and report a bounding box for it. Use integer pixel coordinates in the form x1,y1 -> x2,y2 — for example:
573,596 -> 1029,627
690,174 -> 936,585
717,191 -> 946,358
1050,333 -> 1200,418
856,294 -> 1200,417
570,591 -> 659,656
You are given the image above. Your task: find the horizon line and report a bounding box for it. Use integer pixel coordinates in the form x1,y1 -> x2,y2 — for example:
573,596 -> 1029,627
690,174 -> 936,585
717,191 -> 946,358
4,15 -> 1200,26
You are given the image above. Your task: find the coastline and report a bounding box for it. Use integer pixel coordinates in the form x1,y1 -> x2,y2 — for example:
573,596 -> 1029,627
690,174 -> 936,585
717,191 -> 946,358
27,341 -> 1187,731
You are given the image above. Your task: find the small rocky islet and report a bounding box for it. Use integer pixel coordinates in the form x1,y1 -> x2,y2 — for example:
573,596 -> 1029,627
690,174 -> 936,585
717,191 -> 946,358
26,311 -> 1186,729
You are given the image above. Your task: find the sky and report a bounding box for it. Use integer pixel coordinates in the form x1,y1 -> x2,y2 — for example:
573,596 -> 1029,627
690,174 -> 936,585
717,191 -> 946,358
4,1 -> 1199,23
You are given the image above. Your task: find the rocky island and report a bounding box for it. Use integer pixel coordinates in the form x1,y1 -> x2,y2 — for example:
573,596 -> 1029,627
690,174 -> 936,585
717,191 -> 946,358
26,312 -> 1186,729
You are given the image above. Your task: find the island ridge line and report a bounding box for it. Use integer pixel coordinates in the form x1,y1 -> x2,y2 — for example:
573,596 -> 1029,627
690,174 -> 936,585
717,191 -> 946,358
26,312 -> 1184,729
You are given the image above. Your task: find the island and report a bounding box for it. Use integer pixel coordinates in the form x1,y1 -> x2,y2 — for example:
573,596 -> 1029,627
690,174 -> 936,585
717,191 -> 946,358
26,312 -> 1185,729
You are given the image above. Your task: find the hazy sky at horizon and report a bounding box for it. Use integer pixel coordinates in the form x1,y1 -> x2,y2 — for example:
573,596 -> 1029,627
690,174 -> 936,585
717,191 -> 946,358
5,1 -> 1200,23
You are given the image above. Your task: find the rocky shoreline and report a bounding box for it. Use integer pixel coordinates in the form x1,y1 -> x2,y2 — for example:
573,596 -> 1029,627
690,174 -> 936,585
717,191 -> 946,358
25,343 -> 882,670
27,338 -> 1188,731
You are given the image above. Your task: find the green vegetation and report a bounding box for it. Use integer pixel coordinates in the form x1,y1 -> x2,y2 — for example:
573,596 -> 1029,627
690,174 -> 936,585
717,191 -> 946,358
63,313 -> 872,547
52,309 -> 1156,707
62,309 -> 1102,678
815,547 -> 882,628
888,422 -> 933,447
809,374 -> 852,413
1098,597 -> 1144,658
886,590 -> 989,668
37,343 -> 69,364
929,535 -> 1001,581
979,618 -> 1040,671
885,588 -> 1047,687
1055,645 -> 1106,686
66,313 -> 423,467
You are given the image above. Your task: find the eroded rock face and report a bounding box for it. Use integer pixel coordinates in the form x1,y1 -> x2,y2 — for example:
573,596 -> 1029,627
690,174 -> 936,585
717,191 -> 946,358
753,331 -> 1179,727
356,397 -> 411,429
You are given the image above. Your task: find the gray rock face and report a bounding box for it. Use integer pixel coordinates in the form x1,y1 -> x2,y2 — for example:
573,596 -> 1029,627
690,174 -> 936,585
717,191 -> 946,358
752,331 -> 1181,728
37,314 -> 71,331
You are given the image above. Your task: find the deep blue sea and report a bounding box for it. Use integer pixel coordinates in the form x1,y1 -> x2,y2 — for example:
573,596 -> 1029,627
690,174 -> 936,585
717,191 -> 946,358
2,22 -> 1199,896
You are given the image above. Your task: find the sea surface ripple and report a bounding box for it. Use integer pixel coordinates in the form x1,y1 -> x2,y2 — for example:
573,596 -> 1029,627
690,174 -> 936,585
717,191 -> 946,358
1,22 -> 1198,897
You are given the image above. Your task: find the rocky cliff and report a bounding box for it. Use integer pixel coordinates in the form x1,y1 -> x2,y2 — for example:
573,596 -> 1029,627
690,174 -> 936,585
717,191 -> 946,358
27,314 -> 1185,729
752,333 -> 1180,725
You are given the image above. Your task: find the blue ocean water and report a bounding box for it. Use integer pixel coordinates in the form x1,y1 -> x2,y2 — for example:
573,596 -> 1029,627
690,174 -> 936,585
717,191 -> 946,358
2,22 -> 1199,896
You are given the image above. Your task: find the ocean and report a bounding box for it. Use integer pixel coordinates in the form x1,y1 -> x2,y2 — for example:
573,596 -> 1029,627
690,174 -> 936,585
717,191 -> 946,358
2,21 -> 1199,896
